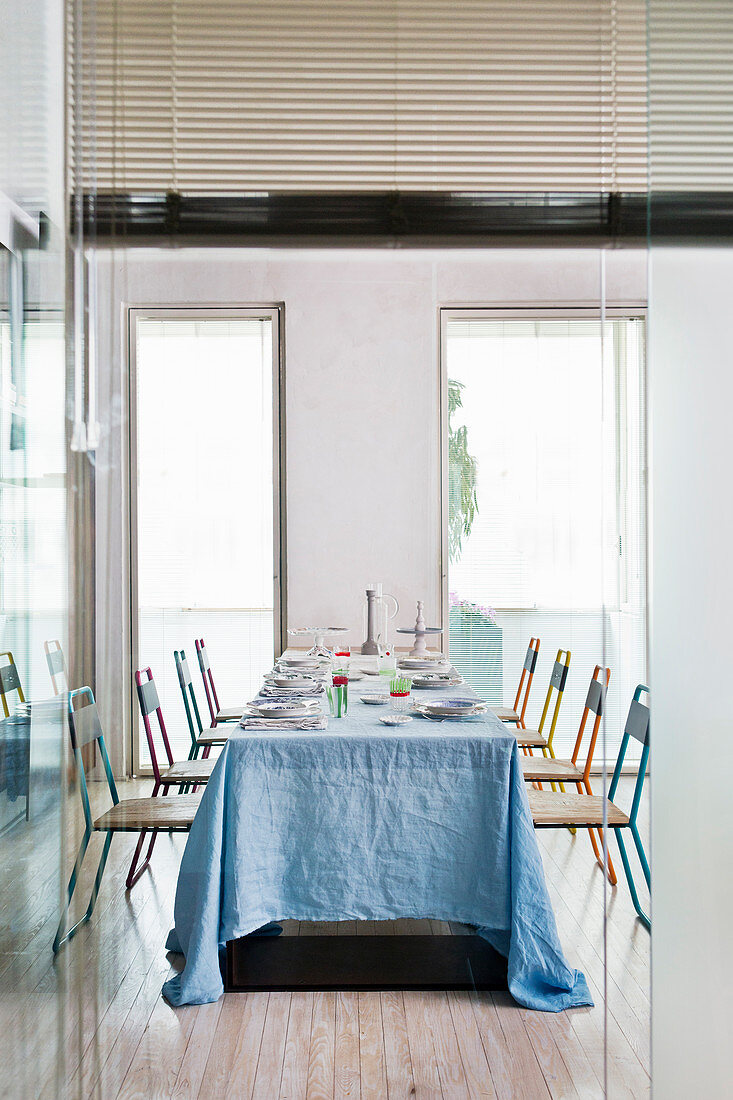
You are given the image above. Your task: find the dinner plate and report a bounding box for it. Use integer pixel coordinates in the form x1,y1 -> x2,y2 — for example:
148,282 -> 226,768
420,699 -> 487,718
270,676 -> 317,689
398,659 -> 450,672
248,700 -> 321,719
411,673 -> 464,689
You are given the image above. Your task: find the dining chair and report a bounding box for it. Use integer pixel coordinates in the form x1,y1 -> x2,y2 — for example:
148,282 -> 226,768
175,648 -> 230,760
52,687 -> 201,953
515,648 -> 571,775
523,664 -> 616,883
44,639 -> 68,695
0,651 -> 25,717
528,685 -> 651,929
490,637 -> 540,729
195,637 -> 245,725
133,660 -> 214,831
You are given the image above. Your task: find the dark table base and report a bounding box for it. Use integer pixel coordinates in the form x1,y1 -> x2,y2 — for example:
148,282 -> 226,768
225,934 -> 509,993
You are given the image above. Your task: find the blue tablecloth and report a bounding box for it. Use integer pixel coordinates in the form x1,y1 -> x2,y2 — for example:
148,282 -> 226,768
163,695 -> 591,1012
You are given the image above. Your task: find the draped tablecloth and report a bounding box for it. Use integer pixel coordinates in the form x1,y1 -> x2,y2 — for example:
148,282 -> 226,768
163,696 -> 591,1012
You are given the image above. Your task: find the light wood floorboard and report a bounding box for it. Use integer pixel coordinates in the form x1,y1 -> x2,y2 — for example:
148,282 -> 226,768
1,778 -> 650,1098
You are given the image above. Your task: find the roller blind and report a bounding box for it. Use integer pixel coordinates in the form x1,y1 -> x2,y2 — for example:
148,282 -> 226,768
76,0 -> 647,194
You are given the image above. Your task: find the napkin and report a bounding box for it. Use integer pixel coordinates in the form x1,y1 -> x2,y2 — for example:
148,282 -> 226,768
239,714 -> 328,731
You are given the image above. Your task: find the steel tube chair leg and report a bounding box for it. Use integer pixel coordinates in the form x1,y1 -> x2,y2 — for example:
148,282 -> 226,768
125,828 -> 160,890
53,831 -> 113,954
614,828 -> 651,930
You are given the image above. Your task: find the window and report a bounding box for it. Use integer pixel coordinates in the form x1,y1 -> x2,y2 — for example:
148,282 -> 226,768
443,311 -> 646,759
130,309 -> 283,769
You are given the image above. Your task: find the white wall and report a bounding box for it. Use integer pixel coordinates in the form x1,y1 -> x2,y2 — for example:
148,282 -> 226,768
649,249 -> 733,1099
94,247 -> 646,773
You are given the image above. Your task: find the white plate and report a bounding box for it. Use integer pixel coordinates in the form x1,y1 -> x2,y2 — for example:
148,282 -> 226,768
420,700 -> 486,718
360,695 -> 390,705
346,670 -> 363,681
411,675 -> 464,689
270,676 -> 317,689
379,714 -> 413,726
249,700 -> 321,719
398,660 -> 450,672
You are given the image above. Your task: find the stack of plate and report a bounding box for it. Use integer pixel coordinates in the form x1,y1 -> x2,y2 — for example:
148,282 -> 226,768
410,672 -> 465,690
397,656 -> 451,674
246,699 -> 322,720
414,698 -> 487,720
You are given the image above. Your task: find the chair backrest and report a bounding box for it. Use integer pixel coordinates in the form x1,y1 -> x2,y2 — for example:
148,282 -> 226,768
195,638 -> 220,725
0,651 -> 25,717
44,640 -> 68,695
569,664 -> 611,780
608,684 -> 650,825
175,649 -> 205,747
135,668 -> 175,786
535,649 -> 571,748
68,687 -> 119,830
512,637 -> 540,726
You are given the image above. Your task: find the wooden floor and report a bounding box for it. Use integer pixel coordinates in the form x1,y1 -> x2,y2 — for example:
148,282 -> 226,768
0,778 -> 650,1099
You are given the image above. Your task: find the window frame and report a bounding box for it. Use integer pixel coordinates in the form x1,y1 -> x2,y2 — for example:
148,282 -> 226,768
127,305 -> 285,776
439,304 -> 647,640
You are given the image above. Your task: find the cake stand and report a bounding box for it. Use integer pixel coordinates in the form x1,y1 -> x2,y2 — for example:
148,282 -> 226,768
396,601 -> 443,657
287,626 -> 349,659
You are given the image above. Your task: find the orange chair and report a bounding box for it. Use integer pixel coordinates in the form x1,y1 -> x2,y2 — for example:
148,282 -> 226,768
523,664 -> 616,883
491,637 -> 540,730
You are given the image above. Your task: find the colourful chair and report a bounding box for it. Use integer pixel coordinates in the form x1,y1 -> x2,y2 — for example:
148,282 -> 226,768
529,685 -> 651,929
44,640 -> 68,695
52,687 -> 201,953
524,665 -> 615,882
0,651 -> 25,717
175,649 -> 229,760
515,648 -> 571,777
491,637 -> 540,730
195,638 -> 245,726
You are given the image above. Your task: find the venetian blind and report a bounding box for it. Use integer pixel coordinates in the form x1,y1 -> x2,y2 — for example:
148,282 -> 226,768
649,0 -> 733,190
77,0 -> 647,194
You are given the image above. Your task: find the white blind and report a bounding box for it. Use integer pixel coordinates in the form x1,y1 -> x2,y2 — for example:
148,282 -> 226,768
649,0 -> 733,190
78,0 -> 647,194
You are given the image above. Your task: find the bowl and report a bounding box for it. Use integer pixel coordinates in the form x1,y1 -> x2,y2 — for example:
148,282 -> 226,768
360,694 -> 390,705
379,714 -> 413,726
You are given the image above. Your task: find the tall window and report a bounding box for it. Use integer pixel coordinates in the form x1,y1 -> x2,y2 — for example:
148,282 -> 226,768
444,313 -> 646,759
131,310 -> 282,768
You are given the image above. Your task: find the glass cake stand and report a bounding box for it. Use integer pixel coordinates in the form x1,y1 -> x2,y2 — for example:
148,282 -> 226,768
287,626 -> 349,659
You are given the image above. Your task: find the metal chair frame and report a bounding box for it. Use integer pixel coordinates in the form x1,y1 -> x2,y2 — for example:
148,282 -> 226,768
0,651 -> 25,717
44,640 -> 68,695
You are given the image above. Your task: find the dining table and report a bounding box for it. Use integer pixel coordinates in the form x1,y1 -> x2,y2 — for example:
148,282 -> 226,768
162,666 -> 591,1013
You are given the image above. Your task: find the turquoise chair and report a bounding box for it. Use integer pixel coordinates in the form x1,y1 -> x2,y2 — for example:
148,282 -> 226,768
53,687 -> 200,953
529,684 -> 651,930
174,649 -> 228,761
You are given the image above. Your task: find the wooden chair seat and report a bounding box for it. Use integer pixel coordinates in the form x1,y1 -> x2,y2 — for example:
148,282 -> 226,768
94,795 -> 202,833
196,728 -> 230,746
161,758 -> 216,784
515,728 -> 548,748
491,706 -> 520,723
528,790 -> 629,827
216,705 -> 245,722
521,757 -> 583,782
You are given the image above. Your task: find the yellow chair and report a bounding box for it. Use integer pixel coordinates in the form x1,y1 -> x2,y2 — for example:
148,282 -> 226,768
0,651 -> 25,717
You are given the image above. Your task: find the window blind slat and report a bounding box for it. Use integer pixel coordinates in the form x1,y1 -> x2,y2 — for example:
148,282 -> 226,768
75,0 -> 647,194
